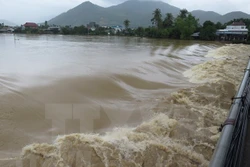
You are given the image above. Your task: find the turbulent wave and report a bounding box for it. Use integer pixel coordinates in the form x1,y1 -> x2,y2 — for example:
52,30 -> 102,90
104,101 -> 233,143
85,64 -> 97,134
21,114 -> 207,167
3,44 -> 250,167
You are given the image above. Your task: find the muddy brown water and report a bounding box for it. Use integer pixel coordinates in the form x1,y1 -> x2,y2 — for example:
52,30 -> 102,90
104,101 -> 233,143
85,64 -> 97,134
0,34 -> 249,167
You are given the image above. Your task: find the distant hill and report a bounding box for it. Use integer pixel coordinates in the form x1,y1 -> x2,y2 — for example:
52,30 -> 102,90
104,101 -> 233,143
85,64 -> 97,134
0,19 -> 17,26
106,0 -> 180,26
191,10 -> 222,24
191,10 -> 250,24
220,11 -> 250,23
49,0 -> 180,27
48,0 -> 250,27
49,2 -> 106,26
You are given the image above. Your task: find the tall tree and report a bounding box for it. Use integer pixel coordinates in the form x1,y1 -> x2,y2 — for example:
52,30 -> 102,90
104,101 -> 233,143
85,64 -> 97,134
215,22 -> 223,29
123,19 -> 130,30
200,20 -> 217,40
178,9 -> 188,19
163,13 -> 174,28
151,8 -> 162,29
136,27 -> 145,37
45,21 -> 48,28
175,12 -> 199,39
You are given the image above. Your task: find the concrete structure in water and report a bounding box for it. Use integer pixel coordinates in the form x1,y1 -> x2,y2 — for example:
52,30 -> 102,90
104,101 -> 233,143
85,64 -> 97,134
216,21 -> 248,41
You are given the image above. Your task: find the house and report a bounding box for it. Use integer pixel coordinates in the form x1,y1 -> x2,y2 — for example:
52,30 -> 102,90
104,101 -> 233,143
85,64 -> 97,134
0,26 -> 14,33
111,25 -> 123,34
226,21 -> 247,29
216,21 -> 248,41
48,26 -> 60,32
191,32 -> 200,39
23,22 -> 38,29
0,27 -> 8,33
101,26 -> 109,29
44,26 -> 61,34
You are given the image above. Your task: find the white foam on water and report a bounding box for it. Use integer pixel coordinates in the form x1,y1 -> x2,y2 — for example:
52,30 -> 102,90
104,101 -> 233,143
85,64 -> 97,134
15,44 -> 250,167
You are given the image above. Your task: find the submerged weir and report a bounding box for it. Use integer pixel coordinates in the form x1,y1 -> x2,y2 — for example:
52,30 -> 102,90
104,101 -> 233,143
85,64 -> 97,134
18,45 -> 250,166
0,35 -> 250,167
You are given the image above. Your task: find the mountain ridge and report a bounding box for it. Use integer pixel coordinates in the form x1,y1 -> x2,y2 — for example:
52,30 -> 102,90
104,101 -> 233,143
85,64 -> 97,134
48,0 -> 250,27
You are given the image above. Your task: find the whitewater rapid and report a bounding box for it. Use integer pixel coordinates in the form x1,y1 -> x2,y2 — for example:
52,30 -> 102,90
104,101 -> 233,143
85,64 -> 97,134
14,44 -> 250,167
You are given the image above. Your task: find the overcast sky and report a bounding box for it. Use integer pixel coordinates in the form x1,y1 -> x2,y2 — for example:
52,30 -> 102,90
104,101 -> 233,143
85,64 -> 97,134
0,0 -> 249,24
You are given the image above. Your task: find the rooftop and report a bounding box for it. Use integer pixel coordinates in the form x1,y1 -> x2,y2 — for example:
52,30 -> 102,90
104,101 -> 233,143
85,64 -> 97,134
231,21 -> 246,26
24,22 -> 38,27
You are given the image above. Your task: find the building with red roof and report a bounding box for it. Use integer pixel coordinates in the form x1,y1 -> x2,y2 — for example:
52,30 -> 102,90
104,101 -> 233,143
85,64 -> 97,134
23,22 -> 38,29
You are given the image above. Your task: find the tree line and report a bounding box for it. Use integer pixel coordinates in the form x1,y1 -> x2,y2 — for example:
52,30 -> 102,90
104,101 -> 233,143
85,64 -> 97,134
123,9 -> 250,41
12,8 -> 250,41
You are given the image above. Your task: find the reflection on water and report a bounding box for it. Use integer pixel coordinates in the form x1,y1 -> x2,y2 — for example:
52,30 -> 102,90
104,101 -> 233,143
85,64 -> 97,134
1,34 -> 245,166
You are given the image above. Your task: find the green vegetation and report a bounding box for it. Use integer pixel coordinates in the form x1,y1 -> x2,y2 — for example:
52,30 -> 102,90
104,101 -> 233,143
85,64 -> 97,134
163,13 -> 174,28
61,25 -> 110,35
134,8 -> 199,39
0,23 -> 4,29
128,9 -> 249,41
123,19 -> 130,30
151,9 -> 163,29
199,21 -> 217,40
44,21 -> 49,29
175,10 -> 199,39
14,27 -> 40,34
12,8 -> 250,42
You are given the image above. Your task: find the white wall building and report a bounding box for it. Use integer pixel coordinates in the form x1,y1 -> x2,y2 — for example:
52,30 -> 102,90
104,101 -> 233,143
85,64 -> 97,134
216,21 -> 248,41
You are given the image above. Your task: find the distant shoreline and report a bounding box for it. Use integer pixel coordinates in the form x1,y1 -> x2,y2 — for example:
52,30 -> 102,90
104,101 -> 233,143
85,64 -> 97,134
1,32 -> 248,45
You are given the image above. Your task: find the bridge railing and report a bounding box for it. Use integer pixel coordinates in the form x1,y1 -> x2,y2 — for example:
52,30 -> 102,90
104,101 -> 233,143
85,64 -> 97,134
210,58 -> 250,167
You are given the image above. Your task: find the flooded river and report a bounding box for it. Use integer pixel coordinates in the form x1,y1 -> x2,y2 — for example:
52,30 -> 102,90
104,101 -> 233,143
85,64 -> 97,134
0,34 -> 249,166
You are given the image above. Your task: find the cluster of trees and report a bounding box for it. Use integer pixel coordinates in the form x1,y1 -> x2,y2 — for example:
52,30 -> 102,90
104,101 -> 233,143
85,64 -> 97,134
198,21 -> 226,40
122,8 -> 250,41
61,26 -> 110,35
60,19 -> 133,36
118,9 -> 197,39
148,9 -> 199,39
123,9 -> 228,40
14,27 -> 40,34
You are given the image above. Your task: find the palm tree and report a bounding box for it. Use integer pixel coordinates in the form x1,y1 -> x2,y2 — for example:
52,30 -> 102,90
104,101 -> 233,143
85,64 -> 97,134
45,21 -> 48,28
124,19 -> 130,30
151,8 -> 162,28
163,13 -> 174,28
